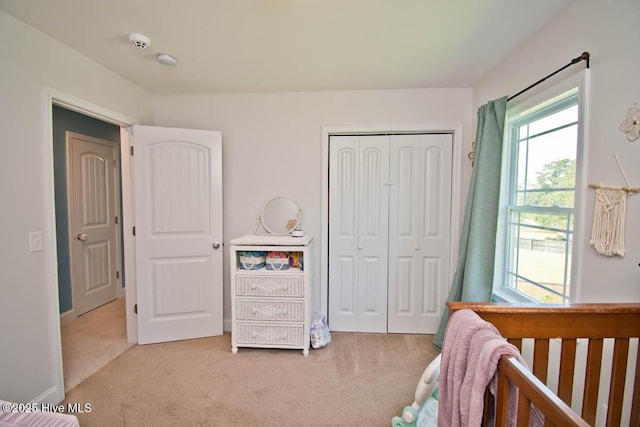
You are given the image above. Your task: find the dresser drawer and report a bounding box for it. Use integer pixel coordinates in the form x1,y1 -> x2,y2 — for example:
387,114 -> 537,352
236,275 -> 304,297
236,300 -> 304,322
235,323 -> 304,347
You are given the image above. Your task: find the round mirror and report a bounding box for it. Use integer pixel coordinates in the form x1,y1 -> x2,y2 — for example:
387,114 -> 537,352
258,197 -> 301,235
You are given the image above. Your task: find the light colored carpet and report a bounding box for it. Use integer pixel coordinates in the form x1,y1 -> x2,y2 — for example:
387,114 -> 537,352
64,332 -> 438,426
61,298 -> 132,391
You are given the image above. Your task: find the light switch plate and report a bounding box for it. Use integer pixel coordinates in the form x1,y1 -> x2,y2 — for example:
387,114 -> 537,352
29,231 -> 43,252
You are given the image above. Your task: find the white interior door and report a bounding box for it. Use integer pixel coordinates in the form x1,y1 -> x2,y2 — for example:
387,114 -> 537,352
387,134 -> 452,333
328,133 -> 452,334
133,125 -> 223,344
329,135 -> 389,333
67,132 -> 120,316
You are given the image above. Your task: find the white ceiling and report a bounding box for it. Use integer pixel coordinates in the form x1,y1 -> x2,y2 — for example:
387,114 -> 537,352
0,0 -> 574,94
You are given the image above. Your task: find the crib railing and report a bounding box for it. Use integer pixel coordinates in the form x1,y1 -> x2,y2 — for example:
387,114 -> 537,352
493,355 -> 588,426
447,302 -> 640,426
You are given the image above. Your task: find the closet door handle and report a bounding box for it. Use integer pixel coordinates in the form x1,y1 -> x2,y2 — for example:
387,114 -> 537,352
76,233 -> 88,241
357,245 -> 363,250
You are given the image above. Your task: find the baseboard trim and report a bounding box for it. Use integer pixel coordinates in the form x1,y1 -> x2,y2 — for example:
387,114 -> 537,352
59,309 -> 76,327
223,317 -> 231,333
31,385 -> 64,405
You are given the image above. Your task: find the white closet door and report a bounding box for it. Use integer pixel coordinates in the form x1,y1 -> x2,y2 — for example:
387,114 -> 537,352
387,134 -> 452,333
329,135 -> 389,333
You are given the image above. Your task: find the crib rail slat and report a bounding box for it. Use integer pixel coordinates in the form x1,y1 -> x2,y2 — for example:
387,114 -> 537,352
483,388 -> 490,426
631,346 -> 640,426
582,338 -> 603,424
558,338 -> 577,405
495,369 -> 510,427
606,338 -> 629,426
533,339 -> 550,383
517,388 -> 531,427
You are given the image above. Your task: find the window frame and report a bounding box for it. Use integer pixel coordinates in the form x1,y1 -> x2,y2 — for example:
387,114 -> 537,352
493,70 -> 590,304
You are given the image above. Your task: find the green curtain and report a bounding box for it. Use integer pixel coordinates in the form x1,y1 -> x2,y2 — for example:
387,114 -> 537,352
433,96 -> 508,351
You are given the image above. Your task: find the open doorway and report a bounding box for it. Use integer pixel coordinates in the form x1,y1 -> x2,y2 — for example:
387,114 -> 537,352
43,88 -> 138,403
52,105 -> 130,391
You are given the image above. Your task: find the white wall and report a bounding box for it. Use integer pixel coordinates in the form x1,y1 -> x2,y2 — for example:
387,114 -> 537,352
155,89 -> 473,322
0,10 -> 154,403
474,0 -> 640,302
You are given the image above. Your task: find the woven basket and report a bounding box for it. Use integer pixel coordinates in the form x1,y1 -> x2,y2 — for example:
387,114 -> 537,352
238,251 -> 266,270
265,251 -> 290,270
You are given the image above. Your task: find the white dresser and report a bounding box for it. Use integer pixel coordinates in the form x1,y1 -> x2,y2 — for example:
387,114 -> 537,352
229,234 -> 313,356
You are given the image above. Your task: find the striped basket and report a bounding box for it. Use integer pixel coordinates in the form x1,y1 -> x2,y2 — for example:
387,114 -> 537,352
238,251 -> 266,270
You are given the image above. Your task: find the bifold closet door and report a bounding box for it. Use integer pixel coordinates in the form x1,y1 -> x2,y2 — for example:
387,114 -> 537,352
328,133 -> 452,334
387,134 -> 452,333
328,135 -> 389,333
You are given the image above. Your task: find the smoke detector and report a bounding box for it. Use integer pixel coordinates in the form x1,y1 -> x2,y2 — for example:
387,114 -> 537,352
156,53 -> 177,66
129,33 -> 151,50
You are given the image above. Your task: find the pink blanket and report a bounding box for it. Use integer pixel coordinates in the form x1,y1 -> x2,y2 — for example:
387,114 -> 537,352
0,400 -> 79,427
438,309 -> 542,427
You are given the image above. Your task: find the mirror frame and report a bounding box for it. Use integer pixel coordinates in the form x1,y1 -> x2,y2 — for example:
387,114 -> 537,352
255,197 -> 302,236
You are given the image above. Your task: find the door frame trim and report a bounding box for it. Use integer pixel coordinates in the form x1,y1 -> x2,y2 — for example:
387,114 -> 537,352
320,123 -> 464,320
42,86 -> 138,402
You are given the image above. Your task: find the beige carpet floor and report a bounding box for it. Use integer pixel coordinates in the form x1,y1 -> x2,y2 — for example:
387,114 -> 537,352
63,331 -> 438,426
61,298 -> 132,391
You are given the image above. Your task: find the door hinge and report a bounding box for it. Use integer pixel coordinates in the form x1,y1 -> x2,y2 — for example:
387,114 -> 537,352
115,215 -> 118,224
130,146 -> 134,156
134,304 -> 138,314
116,271 -> 120,279
132,226 -> 136,236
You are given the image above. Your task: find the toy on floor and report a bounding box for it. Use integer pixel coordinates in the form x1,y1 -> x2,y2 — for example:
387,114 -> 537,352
391,354 -> 441,427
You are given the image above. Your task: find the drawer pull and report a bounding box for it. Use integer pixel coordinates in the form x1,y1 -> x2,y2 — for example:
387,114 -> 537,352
251,308 -> 257,314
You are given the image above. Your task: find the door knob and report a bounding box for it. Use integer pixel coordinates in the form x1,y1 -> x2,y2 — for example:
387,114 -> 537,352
212,242 -> 221,249
76,233 -> 88,241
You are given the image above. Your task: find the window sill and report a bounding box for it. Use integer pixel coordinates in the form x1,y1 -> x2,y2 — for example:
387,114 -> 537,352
492,287 -> 540,304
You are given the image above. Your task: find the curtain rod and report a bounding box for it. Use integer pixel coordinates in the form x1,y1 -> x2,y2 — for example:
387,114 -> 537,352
508,52 -> 590,102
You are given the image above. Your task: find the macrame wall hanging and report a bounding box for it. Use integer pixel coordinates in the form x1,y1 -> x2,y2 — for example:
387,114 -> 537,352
588,154 -> 639,257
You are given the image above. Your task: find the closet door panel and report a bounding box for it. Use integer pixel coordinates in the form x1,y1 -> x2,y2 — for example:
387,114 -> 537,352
388,139 -> 421,332
329,135 -> 389,333
328,136 -> 359,331
357,137 -> 389,333
417,136 -> 452,333
388,134 -> 452,333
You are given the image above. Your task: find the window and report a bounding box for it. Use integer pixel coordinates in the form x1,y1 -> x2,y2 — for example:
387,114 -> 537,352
496,79 -> 586,304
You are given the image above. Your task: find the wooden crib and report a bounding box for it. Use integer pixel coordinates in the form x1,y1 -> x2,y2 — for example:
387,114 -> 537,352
447,302 -> 640,426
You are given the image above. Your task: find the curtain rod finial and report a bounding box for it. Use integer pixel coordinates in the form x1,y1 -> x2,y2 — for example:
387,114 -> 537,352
571,52 -> 590,65
581,51 -> 590,68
